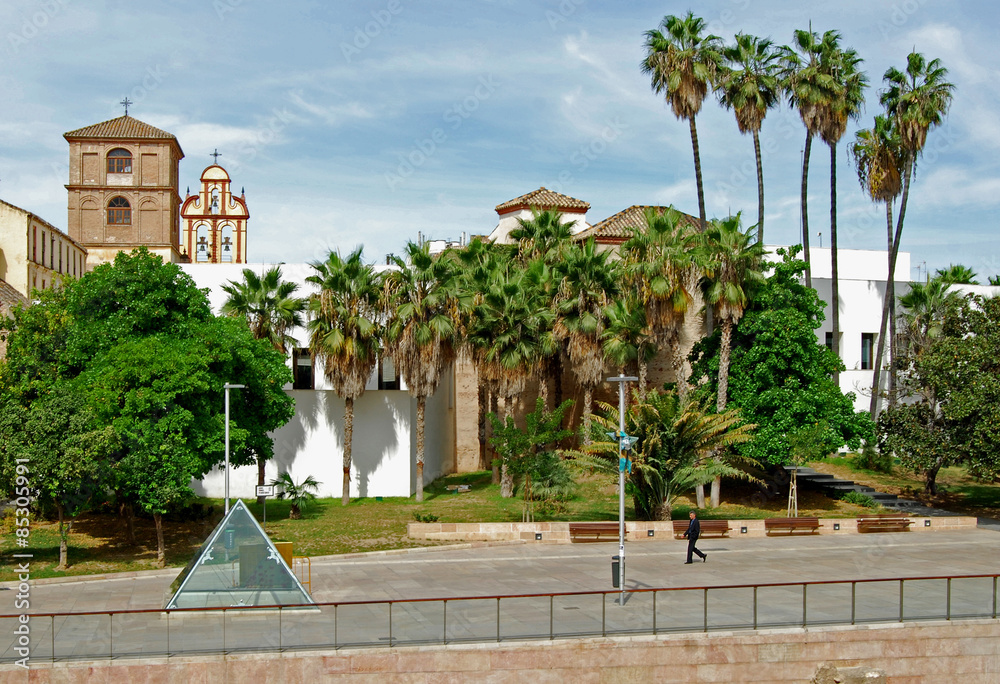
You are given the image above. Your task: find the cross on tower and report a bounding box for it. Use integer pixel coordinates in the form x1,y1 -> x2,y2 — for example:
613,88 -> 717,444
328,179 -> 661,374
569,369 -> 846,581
210,149 -> 222,163
120,97 -> 133,116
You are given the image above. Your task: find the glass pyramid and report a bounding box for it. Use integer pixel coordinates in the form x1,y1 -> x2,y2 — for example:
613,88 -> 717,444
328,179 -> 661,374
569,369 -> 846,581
165,499 -> 314,609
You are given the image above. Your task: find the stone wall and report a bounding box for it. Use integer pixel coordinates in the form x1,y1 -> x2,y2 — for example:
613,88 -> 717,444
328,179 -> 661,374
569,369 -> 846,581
7,619 -> 997,683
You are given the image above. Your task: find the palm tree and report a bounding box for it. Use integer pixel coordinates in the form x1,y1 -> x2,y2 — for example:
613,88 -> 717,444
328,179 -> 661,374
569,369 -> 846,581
879,50 -> 954,405
306,248 -> 382,506
221,265 -> 305,501
553,238 -> 620,445
850,115 -> 906,415
897,276 -> 961,362
601,294 -> 656,400
468,260 -> 555,497
701,213 -> 766,507
621,208 -> 702,401
783,27 -> 842,288
643,12 -> 723,231
717,33 -> 784,242
271,472 -> 321,519
383,241 -> 463,502
934,264 -> 978,284
579,389 -> 755,520
819,39 -> 868,390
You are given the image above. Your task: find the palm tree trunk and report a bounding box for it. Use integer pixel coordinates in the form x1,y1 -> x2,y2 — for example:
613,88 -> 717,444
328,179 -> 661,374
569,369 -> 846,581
500,395 -> 514,498
709,318 -> 736,508
415,395 -> 426,502
638,356 -> 648,402
689,116 -> 707,232
801,132 -> 813,289
490,390 -> 500,484
478,383 -> 488,470
753,129 -> 765,243
869,200 -> 895,416
830,143 -> 841,389
872,157 -> 914,415
342,396 -> 354,506
154,512 -> 165,568
582,385 -> 593,446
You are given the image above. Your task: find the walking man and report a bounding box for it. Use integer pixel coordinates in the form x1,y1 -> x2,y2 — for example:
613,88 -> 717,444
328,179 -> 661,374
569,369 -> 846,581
683,510 -> 707,564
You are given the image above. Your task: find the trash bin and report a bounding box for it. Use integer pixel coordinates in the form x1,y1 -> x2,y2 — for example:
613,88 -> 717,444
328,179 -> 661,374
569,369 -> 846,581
611,555 -> 620,588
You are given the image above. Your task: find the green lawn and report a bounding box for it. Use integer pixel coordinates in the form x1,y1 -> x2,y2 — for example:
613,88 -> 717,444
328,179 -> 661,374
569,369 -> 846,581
3,464 -> 991,583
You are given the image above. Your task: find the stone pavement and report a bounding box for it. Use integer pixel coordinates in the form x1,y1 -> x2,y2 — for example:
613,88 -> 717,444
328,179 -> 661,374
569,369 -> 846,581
5,526 -> 999,614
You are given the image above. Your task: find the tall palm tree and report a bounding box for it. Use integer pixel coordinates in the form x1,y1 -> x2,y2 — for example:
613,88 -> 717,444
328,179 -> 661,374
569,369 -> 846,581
717,33 -> 784,242
553,238 -> 620,445
643,12 -> 723,231
221,265 -> 305,500
621,208 -> 702,402
879,50 -> 954,405
897,276 -> 961,361
819,40 -> 868,390
468,260 -> 555,497
701,213 -> 766,507
783,27 -> 842,289
850,115 -> 906,415
221,265 -> 305,354
383,241 -> 463,502
306,248 -> 382,506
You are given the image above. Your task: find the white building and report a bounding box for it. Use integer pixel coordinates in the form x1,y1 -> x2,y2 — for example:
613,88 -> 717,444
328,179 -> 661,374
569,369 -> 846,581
180,263 -> 457,501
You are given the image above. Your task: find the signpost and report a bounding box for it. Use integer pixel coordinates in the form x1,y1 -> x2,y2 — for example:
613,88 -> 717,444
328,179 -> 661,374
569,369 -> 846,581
607,374 -> 637,606
256,485 -> 275,524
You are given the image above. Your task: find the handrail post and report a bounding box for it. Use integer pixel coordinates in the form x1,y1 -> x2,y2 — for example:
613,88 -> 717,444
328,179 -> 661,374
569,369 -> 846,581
752,586 -> 758,630
703,588 -> 708,632
388,602 -> 393,647
443,600 -> 448,645
550,595 -> 554,640
899,580 -> 904,623
946,578 -> 951,621
602,592 -> 607,637
652,591 -> 657,635
166,610 -> 170,657
279,606 -> 283,651
223,608 -> 227,654
334,604 -> 338,650
994,576 -> 998,619
496,598 -> 501,642
851,582 -> 856,625
109,613 -> 113,659
51,615 -> 55,663
802,584 -> 807,628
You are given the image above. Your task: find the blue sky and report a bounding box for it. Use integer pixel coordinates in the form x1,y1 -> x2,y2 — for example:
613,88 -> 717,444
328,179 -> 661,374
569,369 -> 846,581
2,0 -> 998,280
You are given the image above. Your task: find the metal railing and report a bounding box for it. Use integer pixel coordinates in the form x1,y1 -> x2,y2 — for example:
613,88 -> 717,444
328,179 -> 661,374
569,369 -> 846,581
2,573 -> 997,663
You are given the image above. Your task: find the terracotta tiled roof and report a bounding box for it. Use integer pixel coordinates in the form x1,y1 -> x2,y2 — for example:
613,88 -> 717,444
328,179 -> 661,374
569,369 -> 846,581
64,115 -> 178,141
494,187 -> 590,214
575,205 -> 700,242
0,279 -> 27,315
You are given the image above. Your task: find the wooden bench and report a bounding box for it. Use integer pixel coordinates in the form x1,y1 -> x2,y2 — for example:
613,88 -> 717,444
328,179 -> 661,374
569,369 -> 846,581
857,515 -> 912,533
765,517 -> 820,535
568,522 -> 621,542
672,520 -> 732,538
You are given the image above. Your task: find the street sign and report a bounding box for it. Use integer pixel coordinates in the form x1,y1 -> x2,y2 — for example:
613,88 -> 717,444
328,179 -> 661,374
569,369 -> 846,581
256,485 -> 275,497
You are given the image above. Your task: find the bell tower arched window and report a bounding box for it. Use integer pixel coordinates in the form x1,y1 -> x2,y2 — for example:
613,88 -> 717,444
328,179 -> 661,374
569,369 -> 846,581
107,148 -> 132,173
107,196 -> 131,225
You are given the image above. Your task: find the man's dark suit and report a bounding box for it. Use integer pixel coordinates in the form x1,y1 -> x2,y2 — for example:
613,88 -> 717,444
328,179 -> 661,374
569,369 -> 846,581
683,516 -> 706,563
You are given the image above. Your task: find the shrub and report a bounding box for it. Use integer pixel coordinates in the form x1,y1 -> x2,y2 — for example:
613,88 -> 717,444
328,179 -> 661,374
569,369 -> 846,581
852,444 -> 894,473
841,490 -> 878,508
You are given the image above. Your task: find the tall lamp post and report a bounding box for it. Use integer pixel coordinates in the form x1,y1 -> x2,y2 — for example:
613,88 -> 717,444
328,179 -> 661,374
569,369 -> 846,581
607,374 -> 637,606
224,383 -> 246,514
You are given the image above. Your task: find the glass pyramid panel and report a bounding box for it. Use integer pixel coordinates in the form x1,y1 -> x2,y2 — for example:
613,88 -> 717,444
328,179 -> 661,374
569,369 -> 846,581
165,499 -> 314,609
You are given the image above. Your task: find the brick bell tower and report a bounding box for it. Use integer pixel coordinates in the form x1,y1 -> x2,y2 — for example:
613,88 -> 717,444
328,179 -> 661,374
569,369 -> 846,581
64,110 -> 184,268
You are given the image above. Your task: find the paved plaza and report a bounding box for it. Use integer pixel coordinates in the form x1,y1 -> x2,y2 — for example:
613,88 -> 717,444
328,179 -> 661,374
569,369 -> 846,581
2,527 -> 999,662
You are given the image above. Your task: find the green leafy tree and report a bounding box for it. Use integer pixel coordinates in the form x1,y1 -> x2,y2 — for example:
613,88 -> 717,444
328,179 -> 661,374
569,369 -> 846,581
643,12 -> 723,231
307,247 -> 383,506
489,398 -> 575,521
577,389 -> 754,520
0,385 -> 115,570
690,247 -> 874,467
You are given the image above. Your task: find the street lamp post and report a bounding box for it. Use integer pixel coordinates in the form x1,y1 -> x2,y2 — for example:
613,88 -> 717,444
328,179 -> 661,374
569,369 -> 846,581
607,374 -> 637,606
224,383 -> 246,514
